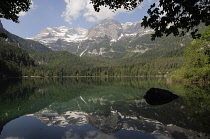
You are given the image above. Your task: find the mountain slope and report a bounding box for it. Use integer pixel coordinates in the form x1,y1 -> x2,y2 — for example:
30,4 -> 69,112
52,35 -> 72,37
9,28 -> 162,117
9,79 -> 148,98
0,39 -> 35,78
32,26 -> 88,44
88,18 -> 123,40
29,19 -> 153,57
0,20 -> 51,53
122,21 -> 152,35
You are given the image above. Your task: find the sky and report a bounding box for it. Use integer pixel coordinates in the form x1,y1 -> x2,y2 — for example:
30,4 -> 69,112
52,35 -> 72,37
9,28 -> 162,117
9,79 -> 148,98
1,0 -> 156,38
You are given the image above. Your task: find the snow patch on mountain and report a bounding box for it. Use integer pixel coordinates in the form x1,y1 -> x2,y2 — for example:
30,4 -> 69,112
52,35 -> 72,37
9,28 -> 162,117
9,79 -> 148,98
30,19 -> 154,45
31,26 -> 88,44
122,22 -> 137,30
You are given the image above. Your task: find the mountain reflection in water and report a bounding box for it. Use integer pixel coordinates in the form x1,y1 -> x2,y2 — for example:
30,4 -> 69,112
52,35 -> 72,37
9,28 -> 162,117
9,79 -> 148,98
0,77 -> 209,139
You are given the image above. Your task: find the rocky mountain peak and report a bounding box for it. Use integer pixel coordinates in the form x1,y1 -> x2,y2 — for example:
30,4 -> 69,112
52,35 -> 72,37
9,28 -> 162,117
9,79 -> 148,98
99,18 -> 122,27
31,18 -> 153,44
122,21 -> 143,34
87,18 -> 123,40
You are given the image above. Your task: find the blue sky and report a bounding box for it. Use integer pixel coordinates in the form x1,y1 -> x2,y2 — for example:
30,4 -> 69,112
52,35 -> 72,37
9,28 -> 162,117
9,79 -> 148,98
1,0 -> 155,38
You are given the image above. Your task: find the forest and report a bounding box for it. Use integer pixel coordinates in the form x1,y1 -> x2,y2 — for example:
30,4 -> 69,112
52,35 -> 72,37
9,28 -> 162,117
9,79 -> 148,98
171,26 -> 210,83
0,25 -> 210,83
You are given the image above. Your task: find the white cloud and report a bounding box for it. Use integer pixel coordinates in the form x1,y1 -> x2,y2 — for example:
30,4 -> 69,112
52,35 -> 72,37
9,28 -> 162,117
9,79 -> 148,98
139,0 -> 156,9
62,0 -> 87,24
84,3 -> 127,22
18,11 -> 27,17
62,0 -> 159,24
18,0 -> 37,17
62,0 -> 128,24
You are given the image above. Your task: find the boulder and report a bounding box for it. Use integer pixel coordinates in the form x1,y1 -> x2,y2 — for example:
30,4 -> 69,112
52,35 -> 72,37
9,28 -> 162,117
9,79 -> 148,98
144,88 -> 179,105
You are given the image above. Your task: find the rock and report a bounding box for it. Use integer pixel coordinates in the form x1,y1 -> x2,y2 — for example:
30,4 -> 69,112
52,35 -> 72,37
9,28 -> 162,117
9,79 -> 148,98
144,88 -> 179,105
87,18 -> 123,40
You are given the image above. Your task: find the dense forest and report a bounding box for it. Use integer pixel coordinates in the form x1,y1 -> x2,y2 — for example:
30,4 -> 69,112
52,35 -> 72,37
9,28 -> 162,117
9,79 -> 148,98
171,26 -> 210,83
0,25 -> 209,80
0,39 -> 35,78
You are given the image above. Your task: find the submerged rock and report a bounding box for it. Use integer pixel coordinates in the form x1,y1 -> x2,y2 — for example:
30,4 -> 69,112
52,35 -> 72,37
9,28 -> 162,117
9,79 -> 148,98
144,88 -> 179,105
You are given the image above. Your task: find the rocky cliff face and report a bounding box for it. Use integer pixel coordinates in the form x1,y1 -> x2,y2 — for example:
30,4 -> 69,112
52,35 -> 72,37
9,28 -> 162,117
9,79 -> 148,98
31,18 -> 152,44
29,18 -> 153,57
122,21 -> 142,34
122,21 -> 153,35
87,18 -> 123,41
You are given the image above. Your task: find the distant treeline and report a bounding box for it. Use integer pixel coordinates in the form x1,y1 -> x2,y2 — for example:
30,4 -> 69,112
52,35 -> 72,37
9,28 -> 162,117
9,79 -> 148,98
1,26 -> 210,80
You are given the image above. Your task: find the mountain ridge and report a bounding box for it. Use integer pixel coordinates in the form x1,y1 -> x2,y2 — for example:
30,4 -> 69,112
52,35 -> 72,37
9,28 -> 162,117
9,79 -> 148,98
32,26 -> 88,44
0,20 -> 51,53
87,18 -> 123,40
31,19 -> 153,44
30,19 -> 154,57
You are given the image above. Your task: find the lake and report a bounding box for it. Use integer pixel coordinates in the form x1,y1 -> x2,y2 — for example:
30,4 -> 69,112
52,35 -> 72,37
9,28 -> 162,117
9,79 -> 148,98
0,77 -> 209,139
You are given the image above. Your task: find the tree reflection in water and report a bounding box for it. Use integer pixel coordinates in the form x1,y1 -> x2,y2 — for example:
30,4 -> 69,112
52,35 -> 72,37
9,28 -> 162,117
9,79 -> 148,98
0,77 -> 209,138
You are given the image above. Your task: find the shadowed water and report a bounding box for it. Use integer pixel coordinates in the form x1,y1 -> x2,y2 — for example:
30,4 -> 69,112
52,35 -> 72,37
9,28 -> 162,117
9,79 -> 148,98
0,77 -> 209,139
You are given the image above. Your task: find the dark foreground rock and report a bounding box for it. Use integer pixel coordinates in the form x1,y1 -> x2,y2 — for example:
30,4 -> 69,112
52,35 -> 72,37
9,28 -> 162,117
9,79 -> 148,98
144,88 -> 179,105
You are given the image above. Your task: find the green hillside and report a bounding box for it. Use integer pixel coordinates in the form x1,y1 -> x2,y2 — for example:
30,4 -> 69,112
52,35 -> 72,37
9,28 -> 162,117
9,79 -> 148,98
171,26 -> 210,83
0,34 -> 190,77
0,20 -> 208,78
0,20 -> 51,53
0,39 -> 35,78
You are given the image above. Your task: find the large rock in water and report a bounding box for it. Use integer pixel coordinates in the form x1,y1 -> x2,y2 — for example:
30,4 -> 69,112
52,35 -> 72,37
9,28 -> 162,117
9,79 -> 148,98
144,88 -> 179,105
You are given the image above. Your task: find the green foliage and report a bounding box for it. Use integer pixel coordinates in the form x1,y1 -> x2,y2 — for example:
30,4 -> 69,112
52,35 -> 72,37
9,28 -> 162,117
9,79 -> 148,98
0,33 -> 188,78
23,33 -> 189,77
0,0 -> 31,23
91,0 -> 210,39
0,39 -> 35,78
0,24 -> 194,78
201,26 -> 210,41
0,33 -> 7,38
170,83 -> 210,133
171,26 -> 210,83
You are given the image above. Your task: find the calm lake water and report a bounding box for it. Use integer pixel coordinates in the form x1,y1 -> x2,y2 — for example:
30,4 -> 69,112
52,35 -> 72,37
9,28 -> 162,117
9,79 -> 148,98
0,77 -> 209,139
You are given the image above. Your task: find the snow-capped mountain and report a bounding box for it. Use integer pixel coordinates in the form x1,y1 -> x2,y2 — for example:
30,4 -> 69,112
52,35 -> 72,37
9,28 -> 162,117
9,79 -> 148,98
31,19 -> 152,45
31,26 -> 88,44
122,21 -> 142,34
122,21 -> 154,37
30,19 -> 154,58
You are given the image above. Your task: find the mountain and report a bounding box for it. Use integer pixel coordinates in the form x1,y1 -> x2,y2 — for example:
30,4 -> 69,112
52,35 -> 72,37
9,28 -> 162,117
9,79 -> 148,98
31,19 -> 153,44
87,18 -> 123,41
32,26 -> 88,44
29,19 -> 204,65
0,18 -> 205,78
0,40 -> 35,78
0,20 -> 51,53
122,21 -> 152,35
0,20 -> 52,78
30,19 -> 154,57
